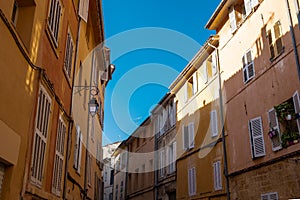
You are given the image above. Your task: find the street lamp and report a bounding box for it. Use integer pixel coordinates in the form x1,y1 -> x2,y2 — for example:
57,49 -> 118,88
88,97 -> 99,117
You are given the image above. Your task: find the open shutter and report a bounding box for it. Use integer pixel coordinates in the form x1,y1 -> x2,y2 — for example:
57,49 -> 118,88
74,126 -> 80,168
192,73 -> 198,95
79,0 -> 89,23
269,192 -> 278,200
173,142 -> 176,171
183,125 -> 189,149
211,110 -> 218,137
247,50 -> 255,80
293,91 -> 300,133
249,117 -> 266,158
244,0 -> 252,16
188,123 -> 195,148
212,51 -> 217,75
268,108 -> 282,151
183,83 -> 188,103
274,22 -> 283,55
229,6 -> 237,33
242,54 -> 248,82
0,164 -> 4,198
78,132 -> 83,173
251,0 -> 259,8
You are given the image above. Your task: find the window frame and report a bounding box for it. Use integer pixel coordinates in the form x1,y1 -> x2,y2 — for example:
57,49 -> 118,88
213,161 -> 222,191
248,117 -> 266,158
63,30 -> 74,80
47,0 -> 62,46
267,21 -> 284,61
242,49 -> 255,83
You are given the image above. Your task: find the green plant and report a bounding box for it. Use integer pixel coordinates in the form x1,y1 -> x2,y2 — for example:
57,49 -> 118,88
274,101 -> 295,123
281,132 -> 291,148
291,132 -> 300,140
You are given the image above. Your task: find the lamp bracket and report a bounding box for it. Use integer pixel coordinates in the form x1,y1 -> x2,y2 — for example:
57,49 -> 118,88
74,86 -> 99,95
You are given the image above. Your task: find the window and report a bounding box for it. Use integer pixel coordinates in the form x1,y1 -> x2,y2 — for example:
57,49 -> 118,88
244,0 -> 259,17
168,142 -> 176,173
183,123 -> 194,149
74,126 -> 82,173
185,73 -> 198,101
268,108 -> 282,151
249,117 -> 266,158
169,100 -> 176,127
206,52 -> 217,82
47,0 -> 62,45
52,117 -> 66,196
261,192 -> 278,200
242,49 -> 255,83
0,163 -> 5,198
229,6 -> 237,33
188,167 -> 196,196
294,0 -> 300,28
115,184 -> 118,200
210,110 -> 218,137
64,31 -> 74,79
267,21 -> 283,60
78,0 -> 89,23
31,86 -> 52,186
120,181 -> 124,200
213,161 -> 222,191
110,170 -> 114,185
159,150 -> 165,178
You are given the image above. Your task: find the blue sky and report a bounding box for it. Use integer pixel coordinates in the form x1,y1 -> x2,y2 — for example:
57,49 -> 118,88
102,0 -> 221,145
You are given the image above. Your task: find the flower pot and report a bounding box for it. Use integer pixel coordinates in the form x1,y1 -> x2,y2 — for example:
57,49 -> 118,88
286,114 -> 292,121
293,140 -> 299,144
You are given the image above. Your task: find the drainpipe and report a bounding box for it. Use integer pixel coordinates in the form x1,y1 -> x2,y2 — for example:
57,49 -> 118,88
154,126 -> 158,200
207,41 -> 230,200
63,14 -> 82,199
285,0 -> 300,81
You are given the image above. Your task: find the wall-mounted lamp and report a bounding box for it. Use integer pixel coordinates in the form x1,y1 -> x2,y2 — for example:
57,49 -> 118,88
88,97 -> 99,117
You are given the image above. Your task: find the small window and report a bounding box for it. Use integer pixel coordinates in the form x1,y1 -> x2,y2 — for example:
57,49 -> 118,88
183,123 -> 194,150
242,49 -> 255,83
267,21 -> 284,60
185,73 -> 198,102
249,117 -> 266,158
213,161 -> 222,191
211,110 -> 218,137
188,167 -> 196,196
261,192 -> 278,200
47,0 -> 62,45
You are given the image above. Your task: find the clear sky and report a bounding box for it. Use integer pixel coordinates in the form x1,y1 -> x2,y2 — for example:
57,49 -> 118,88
101,0 -> 221,145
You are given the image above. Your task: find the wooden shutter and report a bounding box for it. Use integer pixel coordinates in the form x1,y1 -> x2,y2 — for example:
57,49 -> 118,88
31,86 -> 51,186
249,117 -> 266,158
79,0 -> 89,23
229,6 -> 237,33
274,22 -> 283,56
293,91 -> 300,133
246,50 -> 255,80
267,30 -> 275,59
160,150 -> 164,177
242,54 -> 248,82
268,108 -> 282,151
183,83 -> 188,103
213,161 -> 222,190
193,73 -> 198,95
77,131 -> 83,173
0,164 -> 4,198
188,167 -> 196,196
244,0 -> 252,16
261,192 -> 278,200
212,51 -> 217,75
173,142 -> 176,172
211,110 -> 218,137
74,126 -> 80,168
183,125 -> 189,149
188,123 -> 195,148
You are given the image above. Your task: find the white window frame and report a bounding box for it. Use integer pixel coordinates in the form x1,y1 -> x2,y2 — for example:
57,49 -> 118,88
249,117 -> 266,158
261,192 -> 278,200
64,30 -> 74,79
188,167 -> 196,196
31,85 -> 52,187
47,0 -> 62,46
52,116 -> 66,196
183,123 -> 195,150
211,110 -> 218,137
242,49 -> 255,83
213,161 -> 222,191
268,108 -> 282,151
168,142 -> 176,173
159,150 -> 165,178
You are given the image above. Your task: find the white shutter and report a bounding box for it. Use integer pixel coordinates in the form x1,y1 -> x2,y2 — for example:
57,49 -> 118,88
183,83 -> 188,103
160,150 -> 164,177
79,0 -> 89,23
0,164 -> 4,198
188,123 -> 195,148
188,167 -> 196,196
74,126 -> 80,168
249,117 -> 266,158
173,142 -> 176,171
261,192 -> 278,200
183,125 -> 189,149
212,51 -> 217,75
78,132 -> 83,173
293,91 -> 300,133
211,110 -> 218,137
31,86 -> 51,186
268,108 -> 282,151
251,0 -> 259,8
229,6 -> 237,33
213,161 -> 222,190
244,0 -> 252,16
192,73 -> 198,94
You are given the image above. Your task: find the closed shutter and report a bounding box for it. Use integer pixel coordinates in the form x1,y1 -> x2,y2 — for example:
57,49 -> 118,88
183,125 -> 189,149
188,123 -> 195,148
249,117 -> 266,158
229,6 -> 237,33
79,0 -> 89,22
261,192 -> 278,200
193,73 -> 198,95
31,86 -> 51,186
244,0 -> 252,16
52,117 -> 66,196
211,110 -> 218,137
246,50 -> 255,80
268,108 -> 282,151
188,167 -> 196,196
213,161 -> 222,190
0,164 -> 4,198
293,91 -> 300,133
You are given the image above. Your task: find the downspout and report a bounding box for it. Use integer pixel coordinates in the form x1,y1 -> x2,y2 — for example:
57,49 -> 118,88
285,0 -> 300,81
207,41 -> 230,200
154,126 -> 158,200
124,146 -> 129,200
63,13 -> 82,199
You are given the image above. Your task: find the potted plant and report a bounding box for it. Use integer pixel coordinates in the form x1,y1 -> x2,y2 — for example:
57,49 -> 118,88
274,102 -> 295,123
281,132 -> 292,148
268,128 -> 278,139
291,132 -> 300,144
